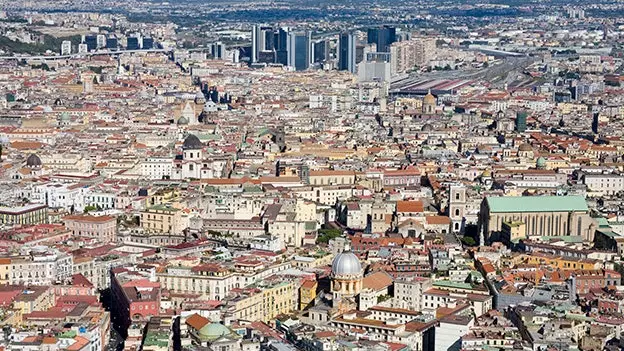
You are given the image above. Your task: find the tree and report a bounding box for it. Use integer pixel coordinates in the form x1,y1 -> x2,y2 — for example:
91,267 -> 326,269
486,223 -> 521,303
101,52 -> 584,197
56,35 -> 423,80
377,294 -> 392,303
317,229 -> 343,244
461,236 -> 477,246
83,205 -> 98,213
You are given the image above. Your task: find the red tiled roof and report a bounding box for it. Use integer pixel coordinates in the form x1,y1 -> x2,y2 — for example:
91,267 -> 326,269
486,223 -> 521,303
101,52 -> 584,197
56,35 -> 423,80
396,200 -> 424,213
185,313 -> 209,330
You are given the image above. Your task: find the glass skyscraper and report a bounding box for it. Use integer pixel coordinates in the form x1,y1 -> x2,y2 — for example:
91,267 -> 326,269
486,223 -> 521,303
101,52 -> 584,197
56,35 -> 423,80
338,32 -> 356,73
287,31 -> 311,71
367,26 -> 396,52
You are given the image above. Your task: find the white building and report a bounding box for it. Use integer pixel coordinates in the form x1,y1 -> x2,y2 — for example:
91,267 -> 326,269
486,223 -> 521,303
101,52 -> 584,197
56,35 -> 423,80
583,173 -> 624,196
141,157 -> 174,180
84,191 -> 117,210
9,247 -> 73,285
61,40 -> 72,55
436,314 -> 475,351
21,182 -> 88,212
392,278 -> 432,312
172,134 -> 224,180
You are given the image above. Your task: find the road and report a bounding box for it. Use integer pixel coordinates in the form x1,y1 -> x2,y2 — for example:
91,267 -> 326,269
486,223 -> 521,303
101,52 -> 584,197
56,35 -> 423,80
106,327 -> 125,351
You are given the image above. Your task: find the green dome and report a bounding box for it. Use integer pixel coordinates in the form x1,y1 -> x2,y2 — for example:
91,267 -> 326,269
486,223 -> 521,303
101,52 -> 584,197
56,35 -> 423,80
536,157 -> 546,168
198,323 -> 231,340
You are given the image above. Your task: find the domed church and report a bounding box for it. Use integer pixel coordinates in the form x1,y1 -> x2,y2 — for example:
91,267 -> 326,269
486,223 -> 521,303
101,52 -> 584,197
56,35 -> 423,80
330,249 -> 363,300
422,90 -> 436,114
304,246 -> 394,325
185,313 -> 241,350
175,91 -> 206,125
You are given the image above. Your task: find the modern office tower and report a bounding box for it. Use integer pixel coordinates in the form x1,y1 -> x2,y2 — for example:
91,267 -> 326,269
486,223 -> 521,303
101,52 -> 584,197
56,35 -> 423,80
258,50 -> 275,63
311,39 -> 329,63
61,40 -> 72,55
84,35 -> 98,52
592,112 -> 600,134
338,32 -> 356,73
225,48 -> 240,63
143,37 -> 154,50
106,36 -> 118,50
287,31 -> 311,71
367,28 -> 378,47
567,7 -> 585,19
127,36 -> 141,50
367,26 -> 396,52
251,25 -> 273,63
264,30 -> 275,51
515,111 -> 527,132
251,25 -> 261,63
569,85 -> 579,100
274,27 -> 288,65
78,43 -> 88,54
96,34 -> 106,48
211,42 -> 226,60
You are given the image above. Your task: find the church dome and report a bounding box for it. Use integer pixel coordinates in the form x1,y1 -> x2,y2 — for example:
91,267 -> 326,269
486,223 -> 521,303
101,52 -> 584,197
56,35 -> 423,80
331,251 -> 362,276
518,143 -> 532,152
198,323 -> 230,340
26,154 -> 42,167
421,124 -> 434,132
536,157 -> 546,168
195,91 -> 206,103
182,134 -> 203,150
423,90 -> 436,104
60,112 -> 71,122
177,116 -> 189,125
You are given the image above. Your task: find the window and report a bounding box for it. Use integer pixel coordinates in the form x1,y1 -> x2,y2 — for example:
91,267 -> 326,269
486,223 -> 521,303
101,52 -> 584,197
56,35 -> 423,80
455,208 -> 460,217
455,193 -> 460,200
577,217 -> 582,236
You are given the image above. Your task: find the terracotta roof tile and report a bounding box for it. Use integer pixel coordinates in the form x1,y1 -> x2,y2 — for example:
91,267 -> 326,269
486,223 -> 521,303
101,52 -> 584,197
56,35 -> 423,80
362,271 -> 393,291
185,313 -> 209,330
396,200 -> 424,213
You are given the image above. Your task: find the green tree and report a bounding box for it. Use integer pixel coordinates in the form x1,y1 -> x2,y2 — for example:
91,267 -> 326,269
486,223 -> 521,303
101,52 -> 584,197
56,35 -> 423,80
461,236 -> 477,246
317,229 -> 343,244
377,294 -> 392,303
83,205 -> 98,213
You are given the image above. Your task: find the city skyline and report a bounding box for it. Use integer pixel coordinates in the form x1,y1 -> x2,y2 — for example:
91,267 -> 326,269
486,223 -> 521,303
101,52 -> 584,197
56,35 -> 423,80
0,1 -> 622,351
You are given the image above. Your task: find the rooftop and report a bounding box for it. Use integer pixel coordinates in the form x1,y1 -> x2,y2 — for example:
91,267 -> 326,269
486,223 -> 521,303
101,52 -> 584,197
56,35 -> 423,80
486,195 -> 588,213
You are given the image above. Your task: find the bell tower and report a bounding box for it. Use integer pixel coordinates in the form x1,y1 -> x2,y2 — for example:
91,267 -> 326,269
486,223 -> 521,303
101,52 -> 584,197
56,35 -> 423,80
449,185 -> 467,233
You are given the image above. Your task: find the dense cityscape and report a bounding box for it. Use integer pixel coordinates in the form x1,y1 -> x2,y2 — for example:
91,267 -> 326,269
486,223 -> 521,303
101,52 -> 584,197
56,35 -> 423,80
0,0 -> 623,350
